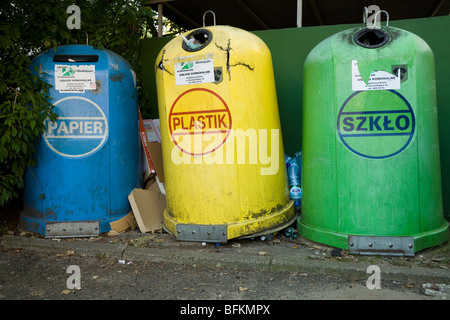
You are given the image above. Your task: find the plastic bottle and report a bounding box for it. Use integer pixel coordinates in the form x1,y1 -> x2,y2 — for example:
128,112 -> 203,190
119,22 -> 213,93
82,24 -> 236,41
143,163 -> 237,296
295,151 -> 303,204
180,34 -> 201,50
284,227 -> 298,239
295,151 -> 302,176
260,232 -> 277,241
284,154 -> 291,164
287,157 -> 302,201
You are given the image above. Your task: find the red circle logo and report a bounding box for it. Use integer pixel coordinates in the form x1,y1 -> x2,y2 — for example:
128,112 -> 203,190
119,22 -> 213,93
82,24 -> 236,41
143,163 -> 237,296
168,88 -> 232,156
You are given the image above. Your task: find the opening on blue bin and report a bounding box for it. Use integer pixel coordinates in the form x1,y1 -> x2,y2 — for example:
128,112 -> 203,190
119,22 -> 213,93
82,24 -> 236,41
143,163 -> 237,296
53,55 -> 99,62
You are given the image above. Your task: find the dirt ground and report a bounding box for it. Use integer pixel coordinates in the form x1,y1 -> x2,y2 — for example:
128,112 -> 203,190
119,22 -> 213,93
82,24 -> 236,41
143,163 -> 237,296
1,198 -> 450,304
0,245 -> 446,302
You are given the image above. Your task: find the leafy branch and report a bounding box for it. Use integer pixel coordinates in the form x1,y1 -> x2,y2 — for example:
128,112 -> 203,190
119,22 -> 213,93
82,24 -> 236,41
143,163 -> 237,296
0,0 -> 182,206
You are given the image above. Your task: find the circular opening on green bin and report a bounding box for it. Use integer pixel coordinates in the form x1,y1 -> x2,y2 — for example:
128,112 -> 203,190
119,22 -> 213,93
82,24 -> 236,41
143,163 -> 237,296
182,29 -> 212,52
354,28 -> 389,48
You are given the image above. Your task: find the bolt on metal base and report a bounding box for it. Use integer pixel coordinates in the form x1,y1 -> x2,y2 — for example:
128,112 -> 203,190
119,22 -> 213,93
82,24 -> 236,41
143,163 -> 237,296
348,235 -> 415,257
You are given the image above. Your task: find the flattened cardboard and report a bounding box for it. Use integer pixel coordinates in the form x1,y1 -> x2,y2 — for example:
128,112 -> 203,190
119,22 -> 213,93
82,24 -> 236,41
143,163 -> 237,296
139,110 -> 156,177
128,181 -> 166,233
147,142 -> 164,183
147,142 -> 165,195
110,211 -> 137,233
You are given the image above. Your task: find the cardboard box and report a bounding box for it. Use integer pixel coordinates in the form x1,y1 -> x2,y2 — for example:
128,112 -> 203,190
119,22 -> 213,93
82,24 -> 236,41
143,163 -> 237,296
139,109 -> 156,180
128,178 -> 166,233
110,211 -> 137,233
147,142 -> 164,182
147,142 -> 165,195
143,119 -> 161,143
139,113 -> 165,194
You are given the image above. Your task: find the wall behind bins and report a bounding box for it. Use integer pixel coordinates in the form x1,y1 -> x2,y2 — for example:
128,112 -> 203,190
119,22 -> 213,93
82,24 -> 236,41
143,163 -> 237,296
140,16 -> 450,221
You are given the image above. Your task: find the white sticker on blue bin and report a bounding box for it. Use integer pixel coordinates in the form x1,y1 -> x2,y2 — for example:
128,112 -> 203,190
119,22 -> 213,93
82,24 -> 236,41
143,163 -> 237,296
55,64 -> 96,93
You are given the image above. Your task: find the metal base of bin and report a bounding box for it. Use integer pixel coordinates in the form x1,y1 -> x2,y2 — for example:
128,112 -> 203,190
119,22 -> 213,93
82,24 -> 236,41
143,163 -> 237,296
236,214 -> 298,240
348,235 -> 415,257
19,212 -> 126,238
297,217 -> 450,256
164,200 -> 296,243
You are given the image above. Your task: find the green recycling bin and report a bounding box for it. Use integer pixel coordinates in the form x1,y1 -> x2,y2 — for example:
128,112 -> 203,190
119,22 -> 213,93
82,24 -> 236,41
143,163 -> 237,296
298,20 -> 449,256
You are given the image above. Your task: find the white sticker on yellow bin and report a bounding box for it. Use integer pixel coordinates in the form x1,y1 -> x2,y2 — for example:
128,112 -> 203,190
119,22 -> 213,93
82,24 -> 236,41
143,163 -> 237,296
55,64 -> 96,93
175,59 -> 214,86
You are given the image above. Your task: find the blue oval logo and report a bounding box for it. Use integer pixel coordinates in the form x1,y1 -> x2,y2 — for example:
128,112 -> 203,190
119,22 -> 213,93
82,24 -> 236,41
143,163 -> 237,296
337,90 -> 415,159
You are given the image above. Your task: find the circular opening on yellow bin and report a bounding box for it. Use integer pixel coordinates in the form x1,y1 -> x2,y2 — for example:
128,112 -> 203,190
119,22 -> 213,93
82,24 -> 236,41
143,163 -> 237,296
182,29 -> 212,52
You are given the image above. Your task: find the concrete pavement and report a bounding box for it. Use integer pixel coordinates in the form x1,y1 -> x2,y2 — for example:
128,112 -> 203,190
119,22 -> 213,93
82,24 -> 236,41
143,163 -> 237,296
1,229 -> 449,286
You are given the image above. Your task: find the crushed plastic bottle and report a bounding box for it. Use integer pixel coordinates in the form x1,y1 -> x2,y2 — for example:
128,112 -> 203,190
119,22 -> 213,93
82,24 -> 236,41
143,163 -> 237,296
286,152 -> 302,201
181,34 -> 202,50
284,154 -> 292,164
284,227 -> 298,239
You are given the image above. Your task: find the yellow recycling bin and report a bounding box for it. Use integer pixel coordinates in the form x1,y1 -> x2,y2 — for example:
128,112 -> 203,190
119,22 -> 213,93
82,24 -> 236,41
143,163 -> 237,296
155,25 -> 295,242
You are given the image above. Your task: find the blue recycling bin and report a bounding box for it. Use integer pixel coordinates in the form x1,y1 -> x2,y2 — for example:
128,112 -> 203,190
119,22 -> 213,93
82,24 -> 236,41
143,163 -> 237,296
21,45 -> 141,237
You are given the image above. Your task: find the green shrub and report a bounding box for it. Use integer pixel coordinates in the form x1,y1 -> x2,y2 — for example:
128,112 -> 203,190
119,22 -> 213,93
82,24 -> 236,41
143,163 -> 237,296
0,0 -> 176,206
